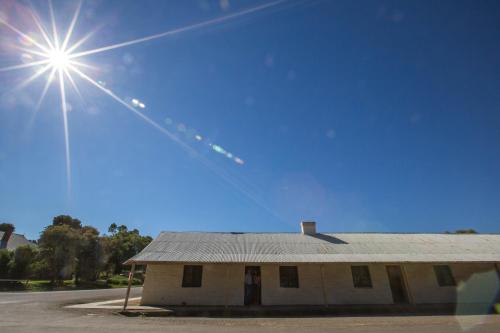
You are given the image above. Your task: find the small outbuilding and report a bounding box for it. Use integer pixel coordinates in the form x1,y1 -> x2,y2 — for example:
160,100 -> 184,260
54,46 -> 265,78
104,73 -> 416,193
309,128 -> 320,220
0,231 -> 34,250
125,222 -> 500,309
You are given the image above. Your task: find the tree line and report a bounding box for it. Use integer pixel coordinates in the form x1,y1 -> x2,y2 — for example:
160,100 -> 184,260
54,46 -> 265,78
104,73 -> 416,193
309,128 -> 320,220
0,216 -> 152,284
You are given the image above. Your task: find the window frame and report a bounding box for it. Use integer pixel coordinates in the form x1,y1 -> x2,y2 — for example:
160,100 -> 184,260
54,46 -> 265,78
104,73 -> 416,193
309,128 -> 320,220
433,265 -> 456,287
279,266 -> 299,288
351,265 -> 373,288
182,265 -> 203,288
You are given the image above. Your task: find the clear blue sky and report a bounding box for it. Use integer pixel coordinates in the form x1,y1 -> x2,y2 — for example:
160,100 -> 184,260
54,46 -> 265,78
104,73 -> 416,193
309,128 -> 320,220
1,0 -> 499,240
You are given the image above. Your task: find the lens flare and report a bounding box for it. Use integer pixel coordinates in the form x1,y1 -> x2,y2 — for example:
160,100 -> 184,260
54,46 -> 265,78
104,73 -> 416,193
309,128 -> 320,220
0,0 -> 283,215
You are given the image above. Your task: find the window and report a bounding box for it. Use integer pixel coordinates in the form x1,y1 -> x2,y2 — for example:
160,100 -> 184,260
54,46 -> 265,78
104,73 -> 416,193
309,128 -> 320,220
433,265 -> 456,287
182,265 -> 202,287
351,265 -> 372,288
279,266 -> 299,288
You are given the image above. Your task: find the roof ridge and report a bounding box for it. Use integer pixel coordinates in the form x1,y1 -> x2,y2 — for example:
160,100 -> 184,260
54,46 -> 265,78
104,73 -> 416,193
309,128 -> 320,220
157,231 -> 500,235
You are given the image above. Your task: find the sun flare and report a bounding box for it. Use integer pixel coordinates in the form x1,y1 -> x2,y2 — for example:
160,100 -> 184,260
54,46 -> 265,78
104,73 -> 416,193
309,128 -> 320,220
47,49 -> 70,70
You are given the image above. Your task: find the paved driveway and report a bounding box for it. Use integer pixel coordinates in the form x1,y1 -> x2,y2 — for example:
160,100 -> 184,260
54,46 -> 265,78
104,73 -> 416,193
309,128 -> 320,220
1,289 -> 499,333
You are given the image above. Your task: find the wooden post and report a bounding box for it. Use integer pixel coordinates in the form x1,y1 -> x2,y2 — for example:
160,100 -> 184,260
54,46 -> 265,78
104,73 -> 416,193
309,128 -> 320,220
123,263 -> 136,311
320,264 -> 328,307
401,264 -> 414,304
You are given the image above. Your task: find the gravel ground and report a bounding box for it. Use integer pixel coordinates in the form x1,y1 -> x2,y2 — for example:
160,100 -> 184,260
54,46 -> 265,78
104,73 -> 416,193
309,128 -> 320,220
1,288 -> 499,333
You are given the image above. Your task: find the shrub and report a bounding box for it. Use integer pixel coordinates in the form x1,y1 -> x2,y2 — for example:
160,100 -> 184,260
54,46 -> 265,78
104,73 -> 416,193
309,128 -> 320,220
106,275 -> 142,286
0,249 -> 13,278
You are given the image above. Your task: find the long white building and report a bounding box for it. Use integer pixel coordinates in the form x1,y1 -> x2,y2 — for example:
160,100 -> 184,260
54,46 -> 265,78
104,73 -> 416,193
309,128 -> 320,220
125,222 -> 500,309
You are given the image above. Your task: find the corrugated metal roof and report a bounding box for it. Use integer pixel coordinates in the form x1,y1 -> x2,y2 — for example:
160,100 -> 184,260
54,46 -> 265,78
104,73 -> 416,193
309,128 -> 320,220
125,232 -> 500,264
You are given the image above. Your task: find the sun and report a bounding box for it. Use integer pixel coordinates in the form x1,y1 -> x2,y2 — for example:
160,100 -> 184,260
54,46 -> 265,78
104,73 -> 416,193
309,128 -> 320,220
47,49 -> 70,70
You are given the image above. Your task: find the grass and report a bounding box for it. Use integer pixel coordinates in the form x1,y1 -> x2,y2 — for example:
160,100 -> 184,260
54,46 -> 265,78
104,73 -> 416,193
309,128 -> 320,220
0,275 -> 143,292
105,274 -> 143,287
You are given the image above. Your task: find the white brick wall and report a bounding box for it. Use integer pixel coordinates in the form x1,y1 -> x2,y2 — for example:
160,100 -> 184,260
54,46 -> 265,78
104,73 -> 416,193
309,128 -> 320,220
261,264 -> 326,305
140,262 -> 499,306
324,263 -> 394,304
141,263 -> 245,306
405,263 -> 498,304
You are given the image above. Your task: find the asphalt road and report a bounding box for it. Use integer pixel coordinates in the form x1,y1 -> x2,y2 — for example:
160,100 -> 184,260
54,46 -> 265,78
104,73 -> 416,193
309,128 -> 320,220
1,288 -> 499,333
0,287 -> 142,305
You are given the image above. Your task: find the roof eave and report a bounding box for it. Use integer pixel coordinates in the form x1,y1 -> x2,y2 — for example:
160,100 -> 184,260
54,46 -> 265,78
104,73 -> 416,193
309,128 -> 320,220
121,259 -> 500,265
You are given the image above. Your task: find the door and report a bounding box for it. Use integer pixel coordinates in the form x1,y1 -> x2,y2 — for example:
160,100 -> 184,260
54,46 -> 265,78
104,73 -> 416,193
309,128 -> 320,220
244,266 -> 261,305
386,265 -> 409,304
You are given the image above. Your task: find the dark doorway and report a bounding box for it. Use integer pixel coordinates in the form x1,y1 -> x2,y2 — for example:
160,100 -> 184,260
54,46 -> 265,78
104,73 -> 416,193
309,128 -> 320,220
244,266 -> 261,305
386,265 -> 409,304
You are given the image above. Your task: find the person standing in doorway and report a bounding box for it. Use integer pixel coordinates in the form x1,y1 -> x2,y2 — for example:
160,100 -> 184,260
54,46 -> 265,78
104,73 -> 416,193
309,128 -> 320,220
245,269 -> 253,304
252,270 -> 261,304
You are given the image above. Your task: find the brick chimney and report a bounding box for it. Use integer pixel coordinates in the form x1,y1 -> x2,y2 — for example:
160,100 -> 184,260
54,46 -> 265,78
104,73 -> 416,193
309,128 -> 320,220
300,221 -> 316,235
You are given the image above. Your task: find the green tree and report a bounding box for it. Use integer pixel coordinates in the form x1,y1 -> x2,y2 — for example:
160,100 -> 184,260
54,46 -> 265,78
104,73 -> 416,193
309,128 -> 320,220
108,223 -> 118,234
39,216 -> 115,284
103,224 -> 152,274
75,226 -> 100,283
0,223 -> 15,233
445,229 -> 478,234
30,253 -> 50,280
98,236 -> 113,277
117,225 -> 128,233
455,229 -> 478,234
38,224 -> 81,284
0,249 -> 13,278
52,215 -> 82,229
9,217 -> 152,283
9,245 -> 38,279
